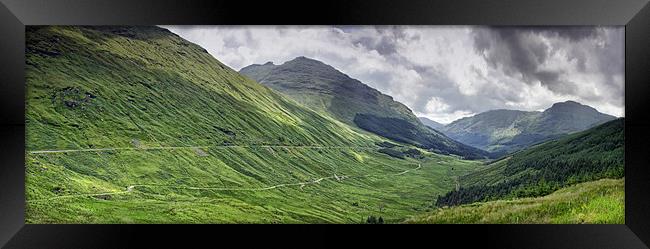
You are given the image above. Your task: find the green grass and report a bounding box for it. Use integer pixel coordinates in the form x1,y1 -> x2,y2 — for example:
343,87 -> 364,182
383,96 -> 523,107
25,26 -> 484,223
404,178 -> 624,224
24,26 -> 624,224
436,119 -> 624,207
26,26 -> 373,152
26,147 -> 481,223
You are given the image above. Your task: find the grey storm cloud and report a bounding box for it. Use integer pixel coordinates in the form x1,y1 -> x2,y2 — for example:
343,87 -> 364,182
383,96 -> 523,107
164,25 -> 624,123
349,26 -> 417,56
472,26 -> 621,97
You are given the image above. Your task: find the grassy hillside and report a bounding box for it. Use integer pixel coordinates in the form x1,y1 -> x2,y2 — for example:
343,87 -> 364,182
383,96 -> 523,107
405,178 -> 624,224
26,26 -> 372,151
442,101 -> 616,154
240,57 -> 419,125
240,57 -> 490,159
25,26 -> 484,223
436,118 -> 624,207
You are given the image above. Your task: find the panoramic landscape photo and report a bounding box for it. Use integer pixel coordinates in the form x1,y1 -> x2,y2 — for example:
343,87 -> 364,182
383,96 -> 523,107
25,25 -> 624,224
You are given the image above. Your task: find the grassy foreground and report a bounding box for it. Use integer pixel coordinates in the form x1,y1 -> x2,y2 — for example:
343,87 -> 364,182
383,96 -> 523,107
404,178 -> 624,224
26,147 -> 481,223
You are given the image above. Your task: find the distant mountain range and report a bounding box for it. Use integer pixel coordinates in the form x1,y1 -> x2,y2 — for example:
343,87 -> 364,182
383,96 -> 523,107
240,57 -> 491,159
437,101 -> 616,155
241,57 -> 618,158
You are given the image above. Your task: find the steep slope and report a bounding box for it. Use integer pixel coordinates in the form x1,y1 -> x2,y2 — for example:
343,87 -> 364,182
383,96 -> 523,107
419,117 -> 445,130
26,27 -> 372,151
240,57 -> 418,124
240,57 -> 490,159
442,101 -> 616,154
436,118 -> 624,207
353,114 -> 489,159
25,26 -> 484,223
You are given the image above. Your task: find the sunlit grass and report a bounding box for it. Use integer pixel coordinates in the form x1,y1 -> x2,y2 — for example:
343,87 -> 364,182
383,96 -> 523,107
404,178 -> 624,224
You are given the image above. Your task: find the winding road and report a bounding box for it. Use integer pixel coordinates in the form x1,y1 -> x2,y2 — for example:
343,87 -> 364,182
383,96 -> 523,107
27,163 -> 422,203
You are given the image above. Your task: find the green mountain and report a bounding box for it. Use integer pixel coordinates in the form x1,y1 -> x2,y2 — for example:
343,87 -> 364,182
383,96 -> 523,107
435,118 -> 624,207
26,27 -> 375,150
419,117 -> 445,130
240,57 -> 418,124
24,26 -> 622,224
442,101 -> 616,154
25,26 -> 483,223
240,57 -> 490,159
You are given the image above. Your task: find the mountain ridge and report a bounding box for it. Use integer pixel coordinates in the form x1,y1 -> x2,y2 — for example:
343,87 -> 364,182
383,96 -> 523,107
418,116 -> 446,130
441,101 -> 616,154
241,56 -> 491,159
241,56 -> 417,123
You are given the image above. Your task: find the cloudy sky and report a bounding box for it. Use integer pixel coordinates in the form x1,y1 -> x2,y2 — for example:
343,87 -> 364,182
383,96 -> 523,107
164,26 -> 624,124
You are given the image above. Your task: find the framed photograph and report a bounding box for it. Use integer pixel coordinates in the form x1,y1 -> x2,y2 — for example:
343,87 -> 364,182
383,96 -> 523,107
1,0 -> 649,248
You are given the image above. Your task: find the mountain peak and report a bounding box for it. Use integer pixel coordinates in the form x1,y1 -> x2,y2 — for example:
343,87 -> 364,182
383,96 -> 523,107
293,55 -> 314,61
552,100 -> 582,107
482,109 -> 536,115
239,55 -> 490,159
279,56 -> 345,78
546,100 -> 597,113
263,61 -> 274,66
443,100 -> 616,154
285,56 -> 327,66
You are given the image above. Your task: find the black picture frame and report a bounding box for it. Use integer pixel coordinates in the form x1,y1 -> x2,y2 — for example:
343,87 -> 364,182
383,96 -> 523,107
1,0 -> 649,248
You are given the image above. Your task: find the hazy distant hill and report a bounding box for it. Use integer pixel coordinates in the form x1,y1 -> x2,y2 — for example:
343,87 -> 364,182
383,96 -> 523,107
441,101 -> 616,154
241,57 -> 491,159
419,117 -> 445,130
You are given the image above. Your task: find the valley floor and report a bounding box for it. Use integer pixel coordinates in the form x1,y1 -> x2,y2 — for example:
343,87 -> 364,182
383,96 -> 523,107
404,178 -> 624,224
26,146 -> 480,223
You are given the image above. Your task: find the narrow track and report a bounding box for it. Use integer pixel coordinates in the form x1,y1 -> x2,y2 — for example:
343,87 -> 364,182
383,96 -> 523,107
27,164 -> 421,203
28,145 -> 378,154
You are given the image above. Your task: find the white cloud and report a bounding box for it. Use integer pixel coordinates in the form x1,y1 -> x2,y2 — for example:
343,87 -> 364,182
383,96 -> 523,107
163,25 -> 625,123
